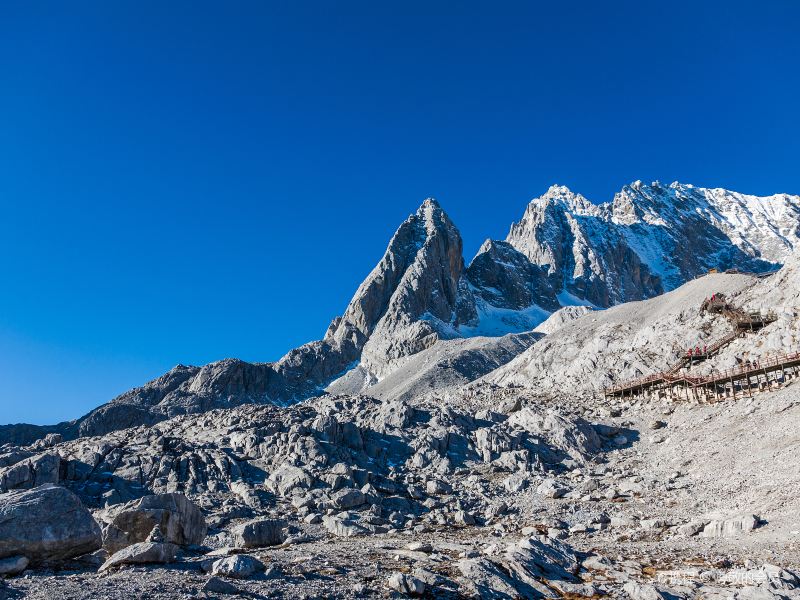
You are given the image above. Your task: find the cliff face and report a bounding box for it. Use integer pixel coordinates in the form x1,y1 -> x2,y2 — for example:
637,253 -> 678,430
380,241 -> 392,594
336,198 -> 467,379
504,187 -> 660,308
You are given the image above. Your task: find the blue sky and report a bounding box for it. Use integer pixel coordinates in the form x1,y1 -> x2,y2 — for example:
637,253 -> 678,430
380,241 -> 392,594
1,1 -> 798,425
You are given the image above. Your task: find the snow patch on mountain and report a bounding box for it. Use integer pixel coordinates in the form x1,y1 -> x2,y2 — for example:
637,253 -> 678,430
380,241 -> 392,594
458,298 -> 551,337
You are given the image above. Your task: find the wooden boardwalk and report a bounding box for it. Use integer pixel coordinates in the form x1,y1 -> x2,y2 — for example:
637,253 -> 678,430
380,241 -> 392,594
605,351 -> 800,402
604,294 -> 786,401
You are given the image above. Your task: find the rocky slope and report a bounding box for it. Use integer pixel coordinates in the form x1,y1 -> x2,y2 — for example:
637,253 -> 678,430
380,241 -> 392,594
486,272 -> 759,395
487,246 -> 800,395
327,331 -> 541,402
3,356 -> 800,598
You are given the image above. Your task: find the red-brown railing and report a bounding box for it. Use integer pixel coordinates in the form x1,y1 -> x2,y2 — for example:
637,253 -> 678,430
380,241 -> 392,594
605,350 -> 800,396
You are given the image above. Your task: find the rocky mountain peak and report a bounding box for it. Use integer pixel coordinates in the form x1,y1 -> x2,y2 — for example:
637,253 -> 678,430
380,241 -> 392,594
611,180 -> 673,225
353,199 -> 465,377
531,184 -> 598,215
418,196 -> 441,212
501,181 -> 799,308
326,197 -> 463,349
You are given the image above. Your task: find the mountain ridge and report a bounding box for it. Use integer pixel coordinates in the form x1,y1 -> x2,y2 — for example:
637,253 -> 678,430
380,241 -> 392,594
2,181 -> 798,444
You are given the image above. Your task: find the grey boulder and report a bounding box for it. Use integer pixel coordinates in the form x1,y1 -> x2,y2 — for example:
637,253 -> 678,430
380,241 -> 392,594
202,576 -> 241,595
0,484 -> 101,564
99,541 -> 179,572
387,572 -> 425,595
457,557 -> 520,599
266,464 -> 314,497
503,535 -> 580,583
452,510 -> 476,526
700,514 -> 761,538
322,515 -> 369,537
232,518 -> 286,548
100,493 -> 206,553
0,452 -> 61,492
331,488 -> 366,509
456,535 -> 581,599
623,581 -> 668,599
211,554 -> 265,579
536,478 -> 568,499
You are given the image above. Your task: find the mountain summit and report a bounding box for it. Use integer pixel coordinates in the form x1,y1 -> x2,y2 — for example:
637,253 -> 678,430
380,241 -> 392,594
324,197 -> 465,380
499,181 -> 799,308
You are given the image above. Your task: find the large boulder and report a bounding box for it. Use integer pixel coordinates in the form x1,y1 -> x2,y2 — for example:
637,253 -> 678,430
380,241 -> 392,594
202,576 -> 241,595
31,433 -> 63,451
322,515 -> 369,537
0,452 -> 61,492
211,555 -> 265,579
387,572 -> 425,596
503,535 -> 579,582
330,488 -> 366,510
700,514 -> 761,538
100,493 -> 206,553
507,409 -> 601,462
623,582 -> 669,600
536,478 -> 568,499
232,518 -> 286,548
0,484 -> 101,563
99,542 -> 178,572
0,450 -> 34,470
265,464 -> 314,497
457,536 -> 583,599
457,557 -> 520,599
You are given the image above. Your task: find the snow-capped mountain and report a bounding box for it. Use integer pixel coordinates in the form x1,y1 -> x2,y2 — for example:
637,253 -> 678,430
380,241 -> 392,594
496,181 -> 799,310
2,181 -> 797,443
503,184 -> 663,308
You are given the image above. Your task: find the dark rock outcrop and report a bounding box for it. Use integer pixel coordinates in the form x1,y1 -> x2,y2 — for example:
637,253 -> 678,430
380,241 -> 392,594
464,240 -> 560,312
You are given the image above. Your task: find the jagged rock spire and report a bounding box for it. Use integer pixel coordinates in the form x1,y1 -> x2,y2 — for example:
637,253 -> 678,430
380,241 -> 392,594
325,198 -> 465,378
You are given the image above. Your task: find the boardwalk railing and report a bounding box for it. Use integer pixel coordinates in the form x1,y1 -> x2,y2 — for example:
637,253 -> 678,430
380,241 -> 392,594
605,350 -> 800,399
694,351 -> 800,387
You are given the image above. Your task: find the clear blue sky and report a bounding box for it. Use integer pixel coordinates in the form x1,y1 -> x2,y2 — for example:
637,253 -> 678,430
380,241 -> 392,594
1,1 -> 798,425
